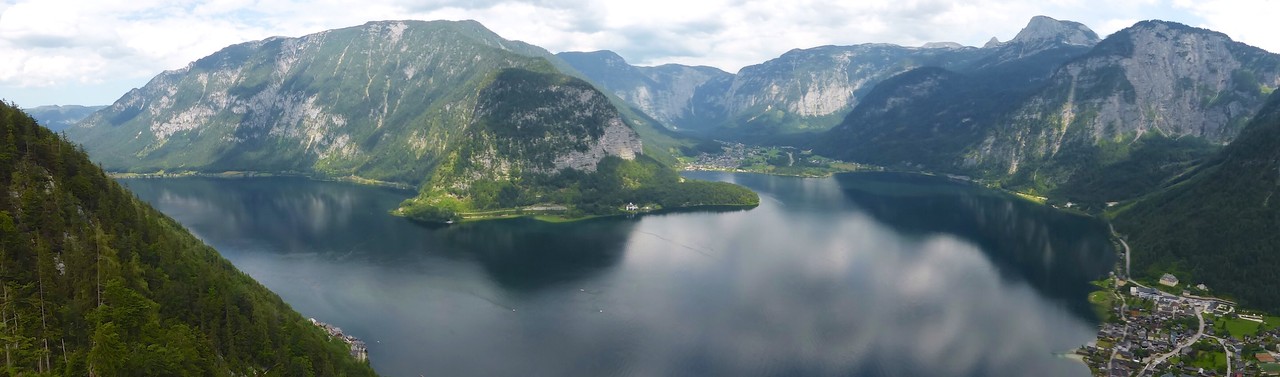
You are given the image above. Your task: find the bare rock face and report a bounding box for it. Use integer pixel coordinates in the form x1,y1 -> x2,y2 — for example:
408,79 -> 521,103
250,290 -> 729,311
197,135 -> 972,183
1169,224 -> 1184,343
973,20 -> 1280,180
564,16 -> 1100,140
1009,16 -> 1100,47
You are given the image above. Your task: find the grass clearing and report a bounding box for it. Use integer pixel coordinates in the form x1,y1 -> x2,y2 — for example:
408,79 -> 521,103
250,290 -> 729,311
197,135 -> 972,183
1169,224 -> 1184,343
1263,316 -> 1280,331
1223,317 -> 1263,339
1089,290 -> 1114,322
1189,350 -> 1228,372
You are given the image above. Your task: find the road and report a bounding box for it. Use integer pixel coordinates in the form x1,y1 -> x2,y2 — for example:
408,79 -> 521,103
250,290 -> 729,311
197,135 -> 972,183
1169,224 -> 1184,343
1109,223 -> 1131,278
1208,335 -> 1233,376
1138,305 -> 1206,376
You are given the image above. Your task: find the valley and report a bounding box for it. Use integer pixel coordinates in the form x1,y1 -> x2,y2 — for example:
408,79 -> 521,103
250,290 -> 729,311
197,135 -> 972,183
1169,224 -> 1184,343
8,5 -> 1280,376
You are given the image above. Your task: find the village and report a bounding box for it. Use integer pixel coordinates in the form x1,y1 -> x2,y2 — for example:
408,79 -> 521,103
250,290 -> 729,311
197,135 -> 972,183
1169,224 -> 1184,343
310,318 -> 370,363
681,142 -> 867,177
1080,271 -> 1280,377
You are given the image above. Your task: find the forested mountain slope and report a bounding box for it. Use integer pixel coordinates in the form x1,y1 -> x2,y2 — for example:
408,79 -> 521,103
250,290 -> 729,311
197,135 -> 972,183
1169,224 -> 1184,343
1,102 -> 374,375
1113,91 -> 1280,313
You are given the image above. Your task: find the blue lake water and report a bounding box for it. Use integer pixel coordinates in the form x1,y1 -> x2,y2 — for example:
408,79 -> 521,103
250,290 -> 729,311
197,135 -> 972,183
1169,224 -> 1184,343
121,171 -> 1114,376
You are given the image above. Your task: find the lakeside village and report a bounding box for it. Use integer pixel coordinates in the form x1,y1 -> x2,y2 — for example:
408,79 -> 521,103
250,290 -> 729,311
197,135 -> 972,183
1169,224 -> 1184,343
309,318 -> 369,363
681,142 -> 872,177
1079,265 -> 1280,375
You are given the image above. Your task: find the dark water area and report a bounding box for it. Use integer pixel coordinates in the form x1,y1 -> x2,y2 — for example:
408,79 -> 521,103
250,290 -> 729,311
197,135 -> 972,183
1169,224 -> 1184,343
120,171 -> 1114,377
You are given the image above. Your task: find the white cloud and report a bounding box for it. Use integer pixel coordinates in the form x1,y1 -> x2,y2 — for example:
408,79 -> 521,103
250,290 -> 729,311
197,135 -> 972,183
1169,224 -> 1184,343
0,0 -> 1272,106
1173,0 -> 1280,53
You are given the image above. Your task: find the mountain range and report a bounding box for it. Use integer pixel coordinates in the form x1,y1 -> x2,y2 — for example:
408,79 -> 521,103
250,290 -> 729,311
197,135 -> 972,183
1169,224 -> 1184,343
56,15 -> 1280,311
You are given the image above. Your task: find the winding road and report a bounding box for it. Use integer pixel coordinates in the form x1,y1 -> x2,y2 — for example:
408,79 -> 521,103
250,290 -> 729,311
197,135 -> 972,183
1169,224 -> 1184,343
1138,305 -> 1206,376
1110,223 -> 1131,278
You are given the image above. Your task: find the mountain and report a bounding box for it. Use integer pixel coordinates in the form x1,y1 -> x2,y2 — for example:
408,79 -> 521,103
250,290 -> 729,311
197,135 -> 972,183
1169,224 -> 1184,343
67,20 -> 692,179
556,51 -> 731,130
396,68 -> 758,222
66,20 -> 755,222
563,16 -> 1100,143
0,102 -> 374,375
23,105 -> 106,132
68,20 -> 581,182
1113,91 -> 1280,313
820,20 -> 1280,203
561,45 -> 986,139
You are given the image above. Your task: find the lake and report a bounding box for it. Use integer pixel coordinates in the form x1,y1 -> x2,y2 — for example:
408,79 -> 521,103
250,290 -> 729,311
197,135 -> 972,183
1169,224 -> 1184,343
120,172 -> 1115,377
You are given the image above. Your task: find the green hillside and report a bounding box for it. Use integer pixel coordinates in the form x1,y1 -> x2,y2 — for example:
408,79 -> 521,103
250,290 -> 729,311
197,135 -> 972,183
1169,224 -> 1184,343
1113,91 -> 1280,312
0,102 -> 374,375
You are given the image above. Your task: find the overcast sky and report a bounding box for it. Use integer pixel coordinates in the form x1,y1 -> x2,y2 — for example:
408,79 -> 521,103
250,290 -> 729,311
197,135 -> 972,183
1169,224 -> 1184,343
2,0 -> 1278,107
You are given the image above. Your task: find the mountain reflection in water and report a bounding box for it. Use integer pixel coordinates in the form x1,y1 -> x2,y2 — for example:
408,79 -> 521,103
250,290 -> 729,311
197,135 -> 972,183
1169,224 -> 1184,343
121,172 -> 1111,377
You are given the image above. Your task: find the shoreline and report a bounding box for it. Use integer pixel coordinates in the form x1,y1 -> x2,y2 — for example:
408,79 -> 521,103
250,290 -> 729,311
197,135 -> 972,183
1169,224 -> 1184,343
109,170 -> 415,191
395,202 -> 760,226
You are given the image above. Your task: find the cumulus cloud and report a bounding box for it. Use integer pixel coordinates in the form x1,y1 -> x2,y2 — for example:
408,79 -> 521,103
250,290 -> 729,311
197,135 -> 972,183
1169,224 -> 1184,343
0,0 -> 1270,105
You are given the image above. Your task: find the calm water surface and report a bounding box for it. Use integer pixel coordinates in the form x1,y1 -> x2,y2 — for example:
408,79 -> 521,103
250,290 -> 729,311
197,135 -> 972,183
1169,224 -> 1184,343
121,172 -> 1115,377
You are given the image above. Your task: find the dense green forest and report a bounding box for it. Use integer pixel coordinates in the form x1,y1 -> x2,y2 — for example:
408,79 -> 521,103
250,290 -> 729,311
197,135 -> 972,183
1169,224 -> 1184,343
0,102 -> 375,376
1114,91 -> 1280,313
398,155 -> 759,223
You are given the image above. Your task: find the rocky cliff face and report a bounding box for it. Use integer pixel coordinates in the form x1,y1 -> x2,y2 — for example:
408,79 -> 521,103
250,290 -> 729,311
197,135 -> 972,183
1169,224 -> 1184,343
66,20 -> 658,187
821,19 -> 1280,199
972,21 -> 1280,183
565,16 -> 1100,141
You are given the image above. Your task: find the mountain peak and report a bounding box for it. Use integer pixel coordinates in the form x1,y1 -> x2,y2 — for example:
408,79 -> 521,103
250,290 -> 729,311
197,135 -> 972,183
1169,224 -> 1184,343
1009,15 -> 1100,47
983,37 -> 1003,48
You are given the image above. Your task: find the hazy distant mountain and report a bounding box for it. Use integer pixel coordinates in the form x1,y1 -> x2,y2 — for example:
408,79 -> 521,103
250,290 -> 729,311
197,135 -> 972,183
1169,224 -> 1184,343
820,19 -> 1280,202
23,104 -> 106,131
556,51 -> 730,129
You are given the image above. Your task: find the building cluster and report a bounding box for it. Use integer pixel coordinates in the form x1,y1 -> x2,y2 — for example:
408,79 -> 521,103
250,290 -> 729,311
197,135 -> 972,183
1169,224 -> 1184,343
1080,281 -> 1280,376
685,142 -> 755,171
309,318 -> 369,362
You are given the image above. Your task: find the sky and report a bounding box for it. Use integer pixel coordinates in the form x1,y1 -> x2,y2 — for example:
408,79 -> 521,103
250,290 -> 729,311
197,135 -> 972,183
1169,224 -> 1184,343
2,0 -> 1278,107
